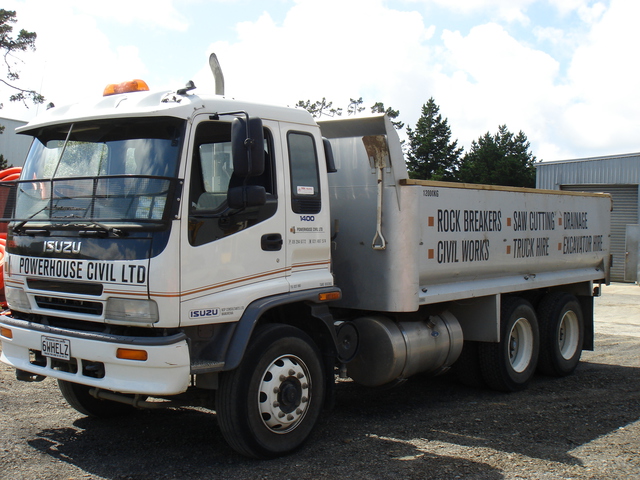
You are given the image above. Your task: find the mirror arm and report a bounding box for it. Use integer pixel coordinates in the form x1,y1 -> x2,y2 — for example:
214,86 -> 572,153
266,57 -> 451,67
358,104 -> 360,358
213,110 -> 257,175
213,110 -> 252,142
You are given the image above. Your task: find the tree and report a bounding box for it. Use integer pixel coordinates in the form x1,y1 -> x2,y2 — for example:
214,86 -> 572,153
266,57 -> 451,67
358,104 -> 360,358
347,97 -> 365,116
405,98 -> 462,181
456,125 -> 537,188
371,102 -> 404,130
296,97 -> 404,130
295,98 -> 342,118
0,9 -> 44,134
0,10 -> 44,107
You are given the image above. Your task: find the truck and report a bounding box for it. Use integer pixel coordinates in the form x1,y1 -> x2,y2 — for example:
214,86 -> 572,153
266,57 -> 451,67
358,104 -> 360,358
0,57 -> 610,459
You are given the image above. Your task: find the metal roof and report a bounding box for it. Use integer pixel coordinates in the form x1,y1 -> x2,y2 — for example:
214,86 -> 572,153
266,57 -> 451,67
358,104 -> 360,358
536,152 -> 640,189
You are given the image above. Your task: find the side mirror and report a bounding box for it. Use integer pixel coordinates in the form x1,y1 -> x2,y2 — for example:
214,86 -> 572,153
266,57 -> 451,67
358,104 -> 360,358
231,116 -> 264,177
323,137 -> 337,173
227,185 -> 266,209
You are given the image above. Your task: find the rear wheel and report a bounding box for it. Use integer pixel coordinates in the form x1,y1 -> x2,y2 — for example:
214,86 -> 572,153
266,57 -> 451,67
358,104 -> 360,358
217,324 -> 325,458
536,293 -> 584,376
58,380 -> 140,418
479,298 -> 539,392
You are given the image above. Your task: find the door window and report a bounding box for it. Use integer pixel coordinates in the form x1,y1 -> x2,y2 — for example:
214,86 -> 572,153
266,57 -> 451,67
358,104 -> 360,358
188,120 -> 276,246
288,132 -> 321,214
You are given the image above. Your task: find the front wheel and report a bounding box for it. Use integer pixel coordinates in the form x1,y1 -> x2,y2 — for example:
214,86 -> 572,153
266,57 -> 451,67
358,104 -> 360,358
479,298 -> 540,392
216,324 -> 325,458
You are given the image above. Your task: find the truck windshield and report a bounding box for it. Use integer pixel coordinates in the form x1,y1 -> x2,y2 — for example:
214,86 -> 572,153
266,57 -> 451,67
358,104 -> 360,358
11,117 -> 185,229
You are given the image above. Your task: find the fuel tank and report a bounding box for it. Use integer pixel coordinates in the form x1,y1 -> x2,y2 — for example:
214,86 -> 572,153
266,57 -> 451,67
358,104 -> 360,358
347,311 -> 463,387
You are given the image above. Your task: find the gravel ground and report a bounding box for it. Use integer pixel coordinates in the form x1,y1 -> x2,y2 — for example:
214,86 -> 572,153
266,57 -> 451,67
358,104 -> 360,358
1,288 -> 639,479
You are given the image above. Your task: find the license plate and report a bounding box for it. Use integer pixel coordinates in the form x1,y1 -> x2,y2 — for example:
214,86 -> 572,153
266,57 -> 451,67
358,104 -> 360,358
41,336 -> 71,361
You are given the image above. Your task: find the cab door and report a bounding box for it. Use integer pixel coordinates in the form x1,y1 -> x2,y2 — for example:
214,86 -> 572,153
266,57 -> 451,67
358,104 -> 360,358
179,114 -> 288,326
281,125 -> 333,293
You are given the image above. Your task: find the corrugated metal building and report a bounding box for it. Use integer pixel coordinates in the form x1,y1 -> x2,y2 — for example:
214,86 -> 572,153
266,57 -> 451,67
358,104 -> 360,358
536,153 -> 640,282
0,117 -> 30,167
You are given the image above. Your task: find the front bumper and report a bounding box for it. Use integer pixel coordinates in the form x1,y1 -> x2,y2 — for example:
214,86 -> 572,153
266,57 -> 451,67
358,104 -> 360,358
0,317 -> 190,395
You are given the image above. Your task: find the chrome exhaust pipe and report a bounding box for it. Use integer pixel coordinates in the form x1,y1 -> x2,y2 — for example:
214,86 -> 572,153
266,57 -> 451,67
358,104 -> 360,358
209,53 -> 225,95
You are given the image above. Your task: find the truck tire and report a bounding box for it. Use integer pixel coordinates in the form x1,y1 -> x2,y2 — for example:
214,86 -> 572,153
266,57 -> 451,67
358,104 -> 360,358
216,324 -> 325,458
479,298 -> 539,392
58,380 -> 139,418
536,293 -> 584,377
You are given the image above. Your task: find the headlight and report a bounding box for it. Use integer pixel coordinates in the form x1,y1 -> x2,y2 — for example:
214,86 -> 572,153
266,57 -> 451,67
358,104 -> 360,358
5,286 -> 31,312
105,298 -> 159,324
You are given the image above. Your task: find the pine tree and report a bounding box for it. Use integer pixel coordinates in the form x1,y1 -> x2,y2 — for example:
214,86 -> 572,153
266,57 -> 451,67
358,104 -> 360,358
0,9 -> 44,109
347,97 -> 365,116
295,98 -> 342,118
296,97 -> 404,131
456,125 -> 537,187
405,98 -> 462,181
371,102 -> 404,130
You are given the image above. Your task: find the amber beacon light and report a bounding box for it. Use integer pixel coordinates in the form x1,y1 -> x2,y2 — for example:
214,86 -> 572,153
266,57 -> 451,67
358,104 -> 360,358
103,79 -> 150,96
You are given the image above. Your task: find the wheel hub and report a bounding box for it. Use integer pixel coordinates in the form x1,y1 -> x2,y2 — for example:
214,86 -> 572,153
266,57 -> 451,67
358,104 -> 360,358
558,310 -> 580,360
278,378 -> 302,414
258,354 -> 311,433
508,317 -> 534,373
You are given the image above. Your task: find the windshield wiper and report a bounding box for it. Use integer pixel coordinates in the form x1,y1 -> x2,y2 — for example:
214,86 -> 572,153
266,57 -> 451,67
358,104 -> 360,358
12,224 -> 51,236
12,203 -> 53,235
13,214 -> 127,238
63,219 -> 127,238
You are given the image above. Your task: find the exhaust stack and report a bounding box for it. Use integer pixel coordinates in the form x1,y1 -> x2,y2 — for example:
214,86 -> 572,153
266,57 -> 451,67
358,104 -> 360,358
209,53 -> 225,96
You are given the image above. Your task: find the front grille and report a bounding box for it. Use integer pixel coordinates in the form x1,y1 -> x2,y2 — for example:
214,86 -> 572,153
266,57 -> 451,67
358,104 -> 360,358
28,279 -> 103,296
34,296 -> 104,316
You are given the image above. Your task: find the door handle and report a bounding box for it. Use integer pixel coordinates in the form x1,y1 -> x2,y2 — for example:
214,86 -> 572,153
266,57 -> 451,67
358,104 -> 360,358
261,233 -> 283,251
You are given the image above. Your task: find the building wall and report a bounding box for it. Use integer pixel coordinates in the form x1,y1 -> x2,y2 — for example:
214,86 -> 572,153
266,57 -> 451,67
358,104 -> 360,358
536,153 -> 640,282
0,117 -> 30,167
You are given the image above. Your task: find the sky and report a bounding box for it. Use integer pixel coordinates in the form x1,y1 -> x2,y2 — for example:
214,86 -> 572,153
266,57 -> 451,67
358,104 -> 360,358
0,0 -> 637,162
